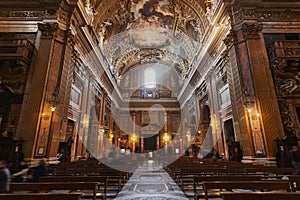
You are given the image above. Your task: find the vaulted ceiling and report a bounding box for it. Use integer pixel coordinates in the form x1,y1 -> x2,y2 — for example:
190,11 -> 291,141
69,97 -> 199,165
86,0 -> 210,83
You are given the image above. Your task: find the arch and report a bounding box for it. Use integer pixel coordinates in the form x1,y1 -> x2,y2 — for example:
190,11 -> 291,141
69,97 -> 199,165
201,105 -> 211,122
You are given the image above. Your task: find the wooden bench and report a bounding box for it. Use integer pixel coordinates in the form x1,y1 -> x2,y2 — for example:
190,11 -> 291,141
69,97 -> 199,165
190,175 -> 262,198
39,175 -> 123,197
39,176 -> 108,192
221,192 -> 300,200
0,193 -> 81,200
198,180 -> 292,200
9,182 -> 98,200
245,167 -> 294,175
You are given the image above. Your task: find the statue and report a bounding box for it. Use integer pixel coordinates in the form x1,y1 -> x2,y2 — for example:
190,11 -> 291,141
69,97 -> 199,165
280,72 -> 300,94
85,1 -> 97,26
99,20 -> 113,47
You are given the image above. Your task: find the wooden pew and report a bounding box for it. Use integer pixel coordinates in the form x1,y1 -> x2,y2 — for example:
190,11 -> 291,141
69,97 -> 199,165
221,192 -> 300,200
178,175 -> 263,197
9,182 -> 98,200
190,175 -> 262,199
245,167 -> 294,175
198,180 -> 291,200
39,175 -> 122,196
193,175 -> 262,189
39,176 -> 108,193
0,193 -> 81,200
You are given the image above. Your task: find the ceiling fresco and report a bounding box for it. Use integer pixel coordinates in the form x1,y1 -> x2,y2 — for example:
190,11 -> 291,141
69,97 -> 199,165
119,0 -> 174,31
88,0 -> 209,83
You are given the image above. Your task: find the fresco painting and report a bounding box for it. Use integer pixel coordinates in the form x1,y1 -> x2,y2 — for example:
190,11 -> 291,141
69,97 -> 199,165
120,0 -> 175,31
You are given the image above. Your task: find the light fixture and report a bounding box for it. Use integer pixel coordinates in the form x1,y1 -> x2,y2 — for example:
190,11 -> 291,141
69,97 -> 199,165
164,133 -> 169,142
51,106 -> 56,112
132,134 -> 137,142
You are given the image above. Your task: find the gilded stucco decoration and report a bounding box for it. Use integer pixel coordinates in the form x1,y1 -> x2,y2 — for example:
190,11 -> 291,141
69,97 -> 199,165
90,0 -> 209,81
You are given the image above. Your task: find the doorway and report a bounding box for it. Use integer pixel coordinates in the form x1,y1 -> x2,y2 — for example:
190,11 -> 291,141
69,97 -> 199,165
144,134 -> 157,151
224,119 -> 235,141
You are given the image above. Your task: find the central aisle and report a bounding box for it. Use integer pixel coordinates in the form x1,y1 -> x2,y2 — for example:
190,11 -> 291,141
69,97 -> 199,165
114,161 -> 189,200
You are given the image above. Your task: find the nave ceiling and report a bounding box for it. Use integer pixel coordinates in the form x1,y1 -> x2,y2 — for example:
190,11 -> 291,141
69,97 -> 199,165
86,0 -> 211,86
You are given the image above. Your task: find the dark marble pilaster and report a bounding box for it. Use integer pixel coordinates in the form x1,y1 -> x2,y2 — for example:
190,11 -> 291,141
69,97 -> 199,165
21,22 -> 58,159
233,21 -> 284,157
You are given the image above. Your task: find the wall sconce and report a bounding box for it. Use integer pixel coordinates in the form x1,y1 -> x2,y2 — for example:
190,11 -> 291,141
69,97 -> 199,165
132,134 -> 137,142
131,134 -> 137,153
51,106 -> 56,112
164,133 -> 169,142
98,127 -> 105,135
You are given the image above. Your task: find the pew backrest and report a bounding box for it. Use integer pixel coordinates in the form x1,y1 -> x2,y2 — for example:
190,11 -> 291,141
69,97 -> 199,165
0,193 -> 81,200
9,182 -> 98,200
221,192 -> 300,200
201,180 -> 291,200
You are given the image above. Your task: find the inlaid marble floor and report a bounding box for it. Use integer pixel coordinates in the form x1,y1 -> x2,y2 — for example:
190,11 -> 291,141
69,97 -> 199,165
114,160 -> 189,200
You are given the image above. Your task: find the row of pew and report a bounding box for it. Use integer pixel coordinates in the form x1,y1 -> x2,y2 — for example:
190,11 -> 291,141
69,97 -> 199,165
165,157 -> 300,200
0,159 -> 137,200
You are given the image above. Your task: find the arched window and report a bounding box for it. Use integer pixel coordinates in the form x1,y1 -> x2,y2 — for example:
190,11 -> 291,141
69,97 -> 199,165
144,67 -> 156,88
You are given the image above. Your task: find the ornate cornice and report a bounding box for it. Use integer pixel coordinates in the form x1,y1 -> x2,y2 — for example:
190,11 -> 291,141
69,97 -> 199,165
233,8 -> 300,24
38,23 -> 58,39
0,10 -> 57,19
241,22 -> 262,40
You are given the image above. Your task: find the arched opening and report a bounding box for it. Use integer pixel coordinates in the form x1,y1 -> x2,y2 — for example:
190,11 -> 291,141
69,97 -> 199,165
144,67 -> 156,89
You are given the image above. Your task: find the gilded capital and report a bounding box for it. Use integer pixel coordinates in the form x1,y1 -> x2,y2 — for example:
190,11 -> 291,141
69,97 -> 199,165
38,23 -> 58,39
223,30 -> 236,48
241,23 -> 263,40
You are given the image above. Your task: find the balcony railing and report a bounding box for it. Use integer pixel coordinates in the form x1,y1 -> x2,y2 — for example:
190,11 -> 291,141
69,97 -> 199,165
0,39 -> 34,64
268,40 -> 300,63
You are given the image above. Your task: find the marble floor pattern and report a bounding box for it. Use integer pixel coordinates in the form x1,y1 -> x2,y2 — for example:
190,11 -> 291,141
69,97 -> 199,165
113,161 -> 189,200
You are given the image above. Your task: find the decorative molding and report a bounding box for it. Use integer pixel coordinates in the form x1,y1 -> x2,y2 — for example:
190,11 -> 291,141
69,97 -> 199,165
271,58 -> 300,96
0,10 -> 57,18
241,23 -> 263,40
233,8 -> 300,24
278,101 -> 296,136
223,30 -> 236,49
221,30 -> 237,63
268,41 -> 300,63
38,23 -> 58,39
67,30 -> 76,47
